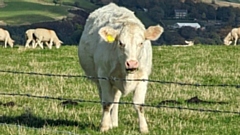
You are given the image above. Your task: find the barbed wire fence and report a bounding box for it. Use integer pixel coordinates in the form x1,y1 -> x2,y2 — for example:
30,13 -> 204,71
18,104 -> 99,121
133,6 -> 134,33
1,69 -> 240,88
0,69 -> 240,134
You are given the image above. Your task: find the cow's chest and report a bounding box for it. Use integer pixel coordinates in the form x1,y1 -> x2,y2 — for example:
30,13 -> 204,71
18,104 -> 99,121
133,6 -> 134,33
111,74 -> 139,96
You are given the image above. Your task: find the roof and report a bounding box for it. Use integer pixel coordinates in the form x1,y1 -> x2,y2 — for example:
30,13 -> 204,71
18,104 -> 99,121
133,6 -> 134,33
174,23 -> 201,29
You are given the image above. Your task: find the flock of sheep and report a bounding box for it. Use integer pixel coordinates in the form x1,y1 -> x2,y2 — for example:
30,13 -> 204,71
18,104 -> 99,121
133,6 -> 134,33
0,26 -> 239,48
0,28 -> 63,49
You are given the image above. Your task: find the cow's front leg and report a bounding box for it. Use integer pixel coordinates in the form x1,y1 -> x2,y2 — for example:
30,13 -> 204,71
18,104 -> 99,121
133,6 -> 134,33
25,39 -> 30,48
111,89 -> 121,128
100,80 -> 114,132
39,42 -> 44,49
133,81 -> 149,133
46,39 -> 53,49
234,37 -> 238,46
4,39 -> 7,48
33,39 -> 40,48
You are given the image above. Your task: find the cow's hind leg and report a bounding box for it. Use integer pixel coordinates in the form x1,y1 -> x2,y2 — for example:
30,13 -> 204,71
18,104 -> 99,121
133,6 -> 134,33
31,40 -> 36,48
25,39 -> 32,48
133,82 -> 149,133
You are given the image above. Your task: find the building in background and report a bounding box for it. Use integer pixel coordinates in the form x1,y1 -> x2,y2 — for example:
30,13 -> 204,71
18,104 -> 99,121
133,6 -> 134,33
172,22 -> 201,29
174,9 -> 188,19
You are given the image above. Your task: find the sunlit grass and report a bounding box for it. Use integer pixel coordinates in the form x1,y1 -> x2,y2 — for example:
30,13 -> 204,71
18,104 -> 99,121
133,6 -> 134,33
0,1 -> 69,25
0,45 -> 239,134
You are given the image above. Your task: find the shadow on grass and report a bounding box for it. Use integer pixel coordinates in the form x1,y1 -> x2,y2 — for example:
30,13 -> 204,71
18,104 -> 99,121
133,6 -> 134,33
0,111 -> 98,131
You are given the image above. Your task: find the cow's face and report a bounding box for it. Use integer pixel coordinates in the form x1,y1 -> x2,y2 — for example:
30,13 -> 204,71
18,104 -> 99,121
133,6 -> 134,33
8,39 -> 14,48
224,33 -> 232,45
224,38 -> 232,45
99,24 -> 163,73
55,40 -> 63,49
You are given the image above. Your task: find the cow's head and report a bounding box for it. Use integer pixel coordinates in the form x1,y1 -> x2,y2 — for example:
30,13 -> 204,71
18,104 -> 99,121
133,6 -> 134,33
55,40 -> 63,49
8,39 -> 14,48
99,23 -> 163,73
224,33 -> 232,45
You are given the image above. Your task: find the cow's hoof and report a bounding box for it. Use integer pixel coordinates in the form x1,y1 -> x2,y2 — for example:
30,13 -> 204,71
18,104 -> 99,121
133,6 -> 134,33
140,127 -> 149,134
100,126 -> 110,132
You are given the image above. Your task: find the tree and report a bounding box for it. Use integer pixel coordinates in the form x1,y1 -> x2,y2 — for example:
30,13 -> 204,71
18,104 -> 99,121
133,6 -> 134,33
178,26 -> 197,40
148,6 -> 164,22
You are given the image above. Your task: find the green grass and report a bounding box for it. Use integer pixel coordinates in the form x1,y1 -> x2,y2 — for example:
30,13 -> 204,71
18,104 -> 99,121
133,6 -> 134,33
0,0 -> 69,25
0,45 -> 240,135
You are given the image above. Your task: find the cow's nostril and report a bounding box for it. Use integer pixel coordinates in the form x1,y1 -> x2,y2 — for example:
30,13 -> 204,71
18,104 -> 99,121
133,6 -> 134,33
125,60 -> 139,69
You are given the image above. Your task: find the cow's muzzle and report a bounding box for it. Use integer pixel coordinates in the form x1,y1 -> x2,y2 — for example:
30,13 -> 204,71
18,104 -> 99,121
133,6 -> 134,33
125,60 -> 139,73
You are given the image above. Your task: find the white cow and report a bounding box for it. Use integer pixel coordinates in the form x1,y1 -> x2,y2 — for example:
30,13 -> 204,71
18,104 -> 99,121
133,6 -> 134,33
0,28 -> 14,48
25,29 -> 48,48
78,3 -> 164,133
25,29 -> 36,48
224,27 -> 240,46
33,28 -> 63,49
185,40 -> 194,46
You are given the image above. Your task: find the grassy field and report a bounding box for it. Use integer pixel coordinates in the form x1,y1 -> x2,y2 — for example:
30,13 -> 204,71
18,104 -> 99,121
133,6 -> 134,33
0,0 -> 98,25
0,45 -> 240,135
0,0 -> 70,25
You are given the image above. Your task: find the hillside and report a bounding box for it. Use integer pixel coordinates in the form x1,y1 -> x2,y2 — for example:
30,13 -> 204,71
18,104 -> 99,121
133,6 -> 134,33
203,0 -> 240,7
1,0 -> 240,26
0,0 -> 97,25
0,0 -> 240,46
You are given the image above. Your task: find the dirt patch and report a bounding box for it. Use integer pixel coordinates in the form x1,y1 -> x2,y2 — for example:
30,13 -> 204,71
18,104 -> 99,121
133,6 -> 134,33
159,96 -> 228,105
0,101 -> 15,107
60,100 -> 78,106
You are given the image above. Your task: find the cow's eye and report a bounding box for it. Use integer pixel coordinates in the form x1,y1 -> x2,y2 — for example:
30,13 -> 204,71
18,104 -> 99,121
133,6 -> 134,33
119,41 -> 125,47
139,42 -> 143,46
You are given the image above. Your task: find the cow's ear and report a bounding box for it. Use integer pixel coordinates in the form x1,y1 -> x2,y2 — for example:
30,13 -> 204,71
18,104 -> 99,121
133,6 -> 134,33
145,25 -> 164,41
99,26 -> 118,43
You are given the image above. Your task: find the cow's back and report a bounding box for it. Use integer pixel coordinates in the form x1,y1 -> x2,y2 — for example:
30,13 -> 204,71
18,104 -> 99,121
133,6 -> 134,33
85,3 -> 143,33
34,28 -> 55,41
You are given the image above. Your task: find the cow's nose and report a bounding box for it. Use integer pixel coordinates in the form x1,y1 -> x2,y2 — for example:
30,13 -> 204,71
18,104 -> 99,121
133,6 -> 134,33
125,60 -> 139,69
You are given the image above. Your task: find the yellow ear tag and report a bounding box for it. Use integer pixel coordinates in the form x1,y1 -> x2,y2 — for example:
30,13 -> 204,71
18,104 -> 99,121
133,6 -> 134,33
106,35 -> 115,43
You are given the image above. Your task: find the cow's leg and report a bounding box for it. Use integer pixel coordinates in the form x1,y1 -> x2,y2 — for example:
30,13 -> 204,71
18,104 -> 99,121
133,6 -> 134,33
99,81 -> 115,132
45,42 -> 49,48
4,38 -> 7,48
234,36 -> 238,46
25,39 -> 32,48
36,37 -> 44,49
33,39 -> 40,48
47,40 -> 53,49
111,89 -> 121,128
31,40 -> 36,48
39,42 -> 44,49
133,82 -> 149,133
